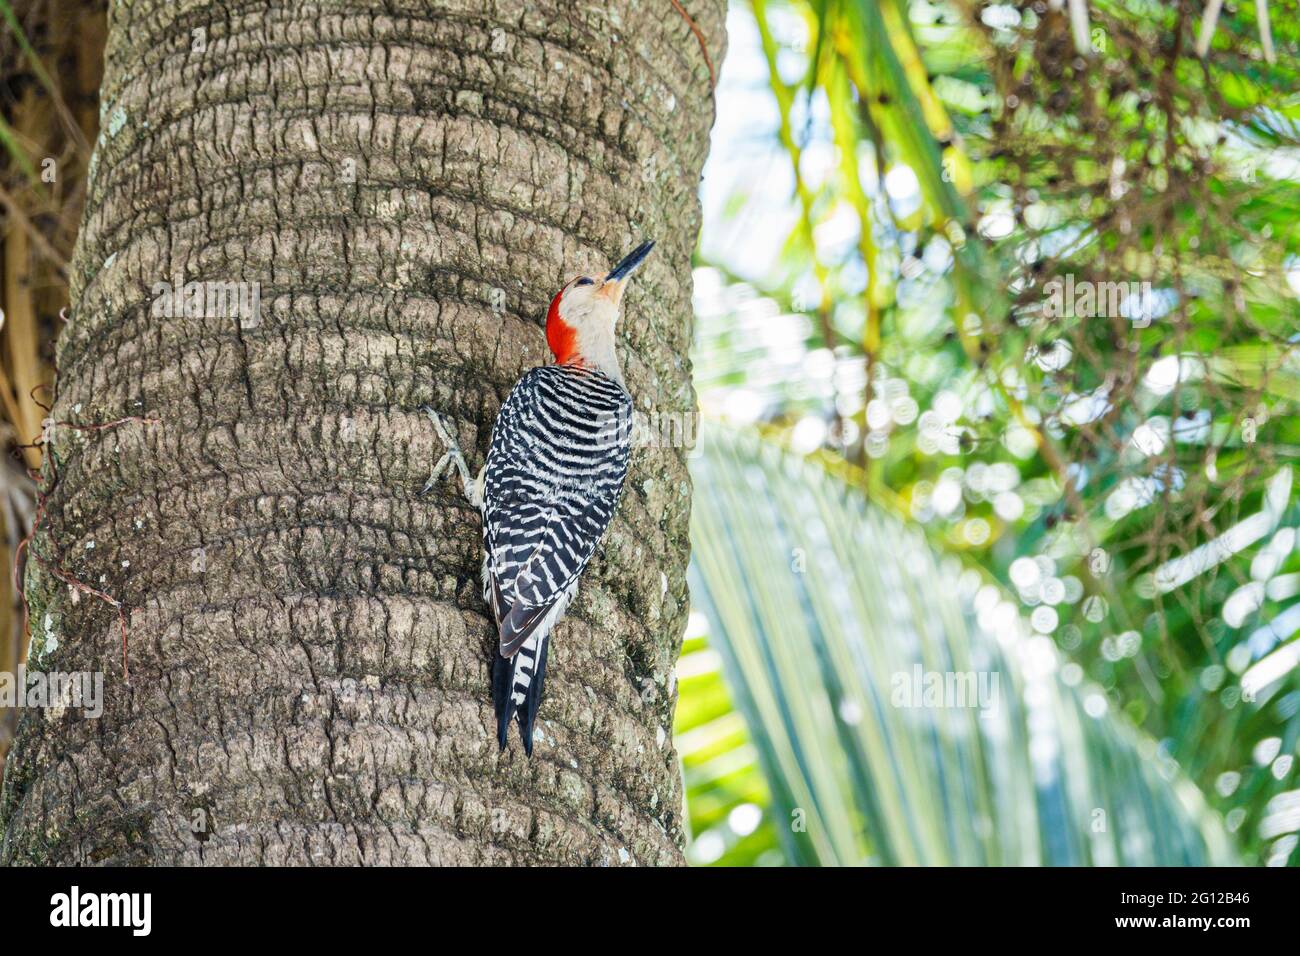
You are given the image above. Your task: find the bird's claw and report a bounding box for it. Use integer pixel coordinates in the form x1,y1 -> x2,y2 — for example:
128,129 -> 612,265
420,406 -> 480,506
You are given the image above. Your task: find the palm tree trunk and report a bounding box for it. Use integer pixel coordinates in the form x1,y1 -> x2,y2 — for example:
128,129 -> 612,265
1,0 -> 724,866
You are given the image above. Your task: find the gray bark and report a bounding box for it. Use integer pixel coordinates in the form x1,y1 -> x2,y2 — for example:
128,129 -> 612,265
1,0 -> 723,865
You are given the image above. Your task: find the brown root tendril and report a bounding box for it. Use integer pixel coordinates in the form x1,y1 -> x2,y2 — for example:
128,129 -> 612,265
13,413 -> 162,683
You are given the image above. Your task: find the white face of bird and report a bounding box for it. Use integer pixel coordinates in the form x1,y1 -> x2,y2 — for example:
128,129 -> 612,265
546,241 -> 655,380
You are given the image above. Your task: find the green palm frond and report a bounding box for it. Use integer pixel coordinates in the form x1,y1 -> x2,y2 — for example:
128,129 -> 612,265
685,423 -> 1237,866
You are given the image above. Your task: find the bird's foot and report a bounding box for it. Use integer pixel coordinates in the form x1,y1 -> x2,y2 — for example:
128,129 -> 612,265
420,407 -> 483,507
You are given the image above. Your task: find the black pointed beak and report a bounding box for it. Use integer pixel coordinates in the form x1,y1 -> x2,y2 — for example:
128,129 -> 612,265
605,240 -> 655,283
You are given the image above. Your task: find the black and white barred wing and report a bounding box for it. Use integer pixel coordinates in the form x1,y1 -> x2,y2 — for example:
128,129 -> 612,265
481,366 -> 633,657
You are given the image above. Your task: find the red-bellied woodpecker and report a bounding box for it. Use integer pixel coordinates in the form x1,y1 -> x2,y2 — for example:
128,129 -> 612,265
421,240 -> 654,755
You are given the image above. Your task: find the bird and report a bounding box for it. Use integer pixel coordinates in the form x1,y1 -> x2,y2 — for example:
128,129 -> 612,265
420,240 -> 655,755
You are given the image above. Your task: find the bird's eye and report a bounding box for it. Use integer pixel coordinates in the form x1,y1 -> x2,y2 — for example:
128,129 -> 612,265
575,277 -> 594,287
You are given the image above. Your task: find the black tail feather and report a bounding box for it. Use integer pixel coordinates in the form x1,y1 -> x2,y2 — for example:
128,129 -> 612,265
490,636 -> 550,756
492,651 -> 515,751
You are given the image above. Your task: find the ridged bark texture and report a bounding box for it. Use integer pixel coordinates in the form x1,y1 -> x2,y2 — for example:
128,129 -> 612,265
0,0 -> 723,865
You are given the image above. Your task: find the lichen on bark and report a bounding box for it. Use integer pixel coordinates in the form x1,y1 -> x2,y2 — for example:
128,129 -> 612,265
0,0 -> 724,866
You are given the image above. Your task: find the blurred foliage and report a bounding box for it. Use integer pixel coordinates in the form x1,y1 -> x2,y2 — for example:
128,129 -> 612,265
689,0 -> 1300,865
680,422 -> 1237,865
0,0 -> 104,778
674,613 -> 787,866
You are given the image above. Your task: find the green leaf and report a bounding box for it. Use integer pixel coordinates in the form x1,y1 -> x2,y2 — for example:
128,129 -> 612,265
687,423 -> 1238,865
